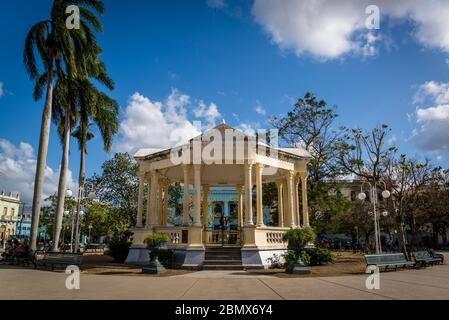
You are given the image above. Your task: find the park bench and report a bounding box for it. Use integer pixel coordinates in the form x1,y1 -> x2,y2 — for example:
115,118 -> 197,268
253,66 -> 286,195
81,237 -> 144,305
364,253 -> 415,271
84,243 -> 106,253
412,251 -> 441,266
428,249 -> 444,264
33,252 -> 83,271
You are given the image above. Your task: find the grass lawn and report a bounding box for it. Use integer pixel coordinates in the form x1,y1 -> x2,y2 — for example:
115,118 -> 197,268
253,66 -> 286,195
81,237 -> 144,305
246,251 -> 366,278
81,255 -> 194,277
81,251 -> 366,278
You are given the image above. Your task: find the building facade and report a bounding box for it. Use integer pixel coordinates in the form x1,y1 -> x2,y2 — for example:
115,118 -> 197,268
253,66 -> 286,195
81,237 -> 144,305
0,191 -> 20,245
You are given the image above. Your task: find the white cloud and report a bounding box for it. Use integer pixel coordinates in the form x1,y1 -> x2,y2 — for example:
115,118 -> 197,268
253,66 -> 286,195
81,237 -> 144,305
115,89 -> 222,153
236,123 -> 256,136
387,135 -> 397,145
194,101 -> 221,127
252,0 -> 449,60
446,58 -> 449,67
255,102 -> 267,116
207,0 -> 226,9
0,139 -> 75,204
412,81 -> 449,152
0,82 -> 3,97
414,81 -> 449,105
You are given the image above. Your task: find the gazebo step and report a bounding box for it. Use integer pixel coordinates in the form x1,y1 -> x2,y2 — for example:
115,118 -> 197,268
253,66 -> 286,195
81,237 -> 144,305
203,246 -> 243,270
203,259 -> 242,265
204,255 -> 242,260
202,265 -> 244,270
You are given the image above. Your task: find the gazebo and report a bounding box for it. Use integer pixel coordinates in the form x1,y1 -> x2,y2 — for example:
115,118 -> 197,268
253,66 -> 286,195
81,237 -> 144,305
125,123 -> 312,269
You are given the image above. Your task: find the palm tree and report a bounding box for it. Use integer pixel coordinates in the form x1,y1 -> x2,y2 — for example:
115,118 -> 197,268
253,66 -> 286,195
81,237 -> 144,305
25,0 -> 105,250
72,68 -> 119,252
52,55 -> 118,251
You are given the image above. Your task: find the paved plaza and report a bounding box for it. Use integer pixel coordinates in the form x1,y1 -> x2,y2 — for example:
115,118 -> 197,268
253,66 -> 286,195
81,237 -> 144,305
1,261 -> 449,300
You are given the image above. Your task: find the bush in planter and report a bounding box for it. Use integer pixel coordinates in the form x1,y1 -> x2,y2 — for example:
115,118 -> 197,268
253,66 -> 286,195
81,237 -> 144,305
282,227 -> 316,274
143,234 -> 171,273
283,249 -> 311,266
157,248 -> 175,268
282,227 -> 316,247
107,237 -> 132,263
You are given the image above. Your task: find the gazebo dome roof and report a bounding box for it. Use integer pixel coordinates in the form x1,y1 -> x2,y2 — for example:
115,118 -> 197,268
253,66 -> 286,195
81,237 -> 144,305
134,123 -> 312,161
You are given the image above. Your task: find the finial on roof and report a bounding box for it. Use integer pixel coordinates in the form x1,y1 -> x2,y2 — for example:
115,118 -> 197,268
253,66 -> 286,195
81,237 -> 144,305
222,118 -> 226,124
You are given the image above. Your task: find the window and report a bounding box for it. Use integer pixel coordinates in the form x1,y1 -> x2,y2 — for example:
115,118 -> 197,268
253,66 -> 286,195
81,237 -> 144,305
11,208 -> 15,216
3,207 -> 6,216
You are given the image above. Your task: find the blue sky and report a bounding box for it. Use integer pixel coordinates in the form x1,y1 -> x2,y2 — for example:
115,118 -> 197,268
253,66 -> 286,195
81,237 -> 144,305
1,0 -> 449,202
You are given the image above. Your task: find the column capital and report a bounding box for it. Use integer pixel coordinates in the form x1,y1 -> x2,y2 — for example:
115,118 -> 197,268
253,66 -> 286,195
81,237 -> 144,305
298,171 -> 308,180
138,171 -> 146,178
284,170 -> 295,180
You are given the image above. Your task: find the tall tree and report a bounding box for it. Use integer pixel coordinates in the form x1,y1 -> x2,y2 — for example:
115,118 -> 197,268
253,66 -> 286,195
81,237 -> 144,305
270,92 -> 350,233
24,0 -> 105,250
337,124 -> 398,253
87,153 -> 139,230
72,62 -> 119,251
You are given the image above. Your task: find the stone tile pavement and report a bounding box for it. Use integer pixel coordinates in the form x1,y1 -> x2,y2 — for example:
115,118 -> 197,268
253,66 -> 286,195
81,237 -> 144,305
1,262 -> 449,300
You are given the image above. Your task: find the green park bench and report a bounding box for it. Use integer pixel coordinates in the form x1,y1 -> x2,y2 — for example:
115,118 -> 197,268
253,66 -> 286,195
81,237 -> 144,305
364,253 -> 415,271
412,251 -> 442,266
33,252 -> 84,271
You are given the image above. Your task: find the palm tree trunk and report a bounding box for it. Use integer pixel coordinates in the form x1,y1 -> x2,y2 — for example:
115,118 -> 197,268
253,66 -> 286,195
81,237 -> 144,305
30,68 -> 53,251
74,146 -> 85,252
52,113 -> 71,252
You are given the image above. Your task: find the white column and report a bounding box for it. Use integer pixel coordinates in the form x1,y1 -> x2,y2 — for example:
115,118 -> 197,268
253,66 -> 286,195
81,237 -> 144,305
136,172 -> 145,227
157,179 -> 162,226
193,165 -> 202,227
163,182 -> 169,226
202,185 -> 210,228
183,165 -> 190,225
276,180 -> 284,227
299,172 -> 310,227
286,171 -> 295,228
236,185 -> 243,227
255,163 -> 265,227
145,173 -> 151,227
295,174 -> 301,228
244,163 -> 254,226
149,171 -> 158,226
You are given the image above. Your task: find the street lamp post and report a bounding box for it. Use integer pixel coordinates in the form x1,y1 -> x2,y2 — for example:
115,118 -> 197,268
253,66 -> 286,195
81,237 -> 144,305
88,224 -> 93,243
74,183 -> 97,252
358,180 -> 390,254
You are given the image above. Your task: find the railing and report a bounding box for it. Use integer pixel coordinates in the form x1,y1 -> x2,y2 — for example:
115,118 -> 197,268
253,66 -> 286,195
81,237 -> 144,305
154,227 -> 184,245
266,231 -> 286,244
255,227 -> 289,249
205,229 -> 241,245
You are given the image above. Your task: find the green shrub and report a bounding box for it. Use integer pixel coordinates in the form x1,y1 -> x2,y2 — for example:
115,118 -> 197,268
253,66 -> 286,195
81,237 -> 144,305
282,227 -> 316,246
157,249 -> 175,268
107,238 -> 131,263
144,233 -> 170,248
283,249 -> 311,266
306,248 -> 333,265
